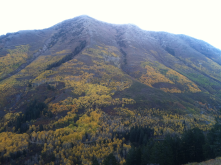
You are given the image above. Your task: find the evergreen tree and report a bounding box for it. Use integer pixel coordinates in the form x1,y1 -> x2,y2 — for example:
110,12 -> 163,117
207,117 -> 221,157
141,145 -> 150,165
102,153 -> 119,165
181,128 -> 205,163
203,142 -> 215,160
125,147 -> 141,165
92,156 -> 99,165
164,134 -> 182,165
160,139 -> 174,165
149,141 -> 161,164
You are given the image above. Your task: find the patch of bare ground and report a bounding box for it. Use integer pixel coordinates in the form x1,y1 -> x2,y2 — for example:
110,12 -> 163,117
33,119 -> 51,126
102,106 -> 119,116
186,157 -> 221,165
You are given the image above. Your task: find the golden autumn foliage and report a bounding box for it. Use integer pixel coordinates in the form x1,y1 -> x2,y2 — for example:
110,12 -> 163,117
115,107 -> 135,116
181,56 -> 221,82
75,110 -> 102,133
160,87 -> 182,93
0,45 -> 31,107
139,61 -> 201,93
26,54 -> 65,79
133,108 -> 215,135
56,50 -> 67,54
48,102 -> 77,114
0,42 -> 219,165
0,132 -> 29,158
140,64 -> 173,86
0,101 -> 216,165
0,44 -> 133,109
0,53 -> 67,108
28,110 -> 132,165
0,45 -> 29,78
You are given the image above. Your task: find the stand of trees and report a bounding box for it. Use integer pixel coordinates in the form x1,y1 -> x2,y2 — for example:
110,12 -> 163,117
2,111 -> 221,165
13,101 -> 52,133
2,119 -> 221,165
101,120 -> 221,165
124,128 -> 205,165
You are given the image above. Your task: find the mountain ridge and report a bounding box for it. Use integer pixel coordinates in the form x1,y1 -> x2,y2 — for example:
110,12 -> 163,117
0,15 -> 221,121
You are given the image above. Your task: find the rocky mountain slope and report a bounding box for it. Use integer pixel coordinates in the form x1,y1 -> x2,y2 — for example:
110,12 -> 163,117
1,15 -> 221,114
1,15 -> 221,164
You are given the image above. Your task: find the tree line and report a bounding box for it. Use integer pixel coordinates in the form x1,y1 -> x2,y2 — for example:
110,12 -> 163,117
1,100 -> 52,133
93,119 -> 221,165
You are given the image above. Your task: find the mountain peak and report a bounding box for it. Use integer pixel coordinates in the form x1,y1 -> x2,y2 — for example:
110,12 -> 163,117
76,15 -> 93,19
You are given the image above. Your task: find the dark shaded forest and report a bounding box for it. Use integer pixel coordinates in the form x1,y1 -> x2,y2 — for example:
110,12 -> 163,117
95,120 -> 221,165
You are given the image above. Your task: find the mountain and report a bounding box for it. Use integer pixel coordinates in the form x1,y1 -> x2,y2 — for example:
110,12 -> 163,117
1,15 -> 221,164
1,15 -> 221,113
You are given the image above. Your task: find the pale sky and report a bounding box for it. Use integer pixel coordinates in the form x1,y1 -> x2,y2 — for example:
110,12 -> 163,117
1,0 -> 221,50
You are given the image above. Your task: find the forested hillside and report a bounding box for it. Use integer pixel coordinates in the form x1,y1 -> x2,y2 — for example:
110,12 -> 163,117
1,15 -> 221,165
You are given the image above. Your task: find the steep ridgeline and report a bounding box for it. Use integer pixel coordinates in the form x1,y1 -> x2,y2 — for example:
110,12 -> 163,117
0,15 -> 221,165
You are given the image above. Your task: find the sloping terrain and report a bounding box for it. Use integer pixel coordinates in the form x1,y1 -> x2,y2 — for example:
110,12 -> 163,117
186,157 -> 221,165
1,15 -> 221,164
